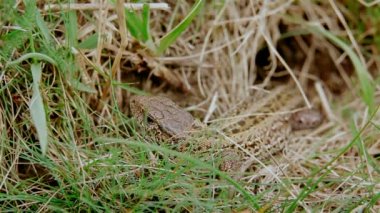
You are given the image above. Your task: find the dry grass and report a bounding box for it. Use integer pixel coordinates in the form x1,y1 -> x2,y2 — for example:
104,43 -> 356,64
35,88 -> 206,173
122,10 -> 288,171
0,0 -> 379,211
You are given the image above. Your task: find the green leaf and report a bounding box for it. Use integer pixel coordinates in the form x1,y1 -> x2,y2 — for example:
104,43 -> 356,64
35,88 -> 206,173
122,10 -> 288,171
156,0 -> 204,55
30,63 -> 49,155
77,33 -> 99,49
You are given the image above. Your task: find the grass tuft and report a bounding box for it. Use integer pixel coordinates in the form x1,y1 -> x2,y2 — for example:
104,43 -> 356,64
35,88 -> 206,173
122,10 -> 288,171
0,0 -> 379,211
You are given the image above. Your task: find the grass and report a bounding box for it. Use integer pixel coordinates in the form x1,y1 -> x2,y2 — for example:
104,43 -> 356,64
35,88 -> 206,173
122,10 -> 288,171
1,0 -> 380,212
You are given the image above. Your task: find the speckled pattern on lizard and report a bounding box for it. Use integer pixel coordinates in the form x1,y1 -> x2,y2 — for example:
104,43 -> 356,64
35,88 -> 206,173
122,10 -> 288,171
129,83 -> 323,175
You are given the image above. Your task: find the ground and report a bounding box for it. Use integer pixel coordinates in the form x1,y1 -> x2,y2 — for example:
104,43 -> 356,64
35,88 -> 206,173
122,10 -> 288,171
0,0 -> 379,212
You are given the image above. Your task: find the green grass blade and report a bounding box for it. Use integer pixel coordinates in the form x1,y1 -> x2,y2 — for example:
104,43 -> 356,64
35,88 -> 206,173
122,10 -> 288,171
0,29 -> 30,57
1,0 -> 34,57
156,0 -> 204,55
309,26 -> 375,113
368,192 -> 380,209
6,52 -> 57,67
142,4 -> 156,51
125,9 -> 144,41
141,3 -> 151,42
16,0 -> 37,30
95,137 -> 260,209
77,33 -> 98,49
112,81 -> 148,96
65,1 -> 78,47
35,10 -> 54,44
350,114 -> 380,174
30,63 -> 49,155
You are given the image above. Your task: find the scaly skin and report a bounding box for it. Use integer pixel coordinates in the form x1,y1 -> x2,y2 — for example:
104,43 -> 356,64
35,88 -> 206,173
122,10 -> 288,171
130,83 -> 323,175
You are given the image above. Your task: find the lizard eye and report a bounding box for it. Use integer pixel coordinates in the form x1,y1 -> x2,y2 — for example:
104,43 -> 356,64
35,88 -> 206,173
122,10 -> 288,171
146,116 -> 155,124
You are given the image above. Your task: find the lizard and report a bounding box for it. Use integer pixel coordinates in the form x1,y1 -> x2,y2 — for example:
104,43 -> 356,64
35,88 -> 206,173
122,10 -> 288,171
129,83 -> 323,174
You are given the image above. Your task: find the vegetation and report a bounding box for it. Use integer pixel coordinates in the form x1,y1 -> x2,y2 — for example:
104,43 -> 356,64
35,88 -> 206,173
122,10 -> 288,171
0,0 -> 379,211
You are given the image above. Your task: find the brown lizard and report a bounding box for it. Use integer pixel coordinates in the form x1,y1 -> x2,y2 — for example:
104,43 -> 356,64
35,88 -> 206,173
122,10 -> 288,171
129,83 -> 323,174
